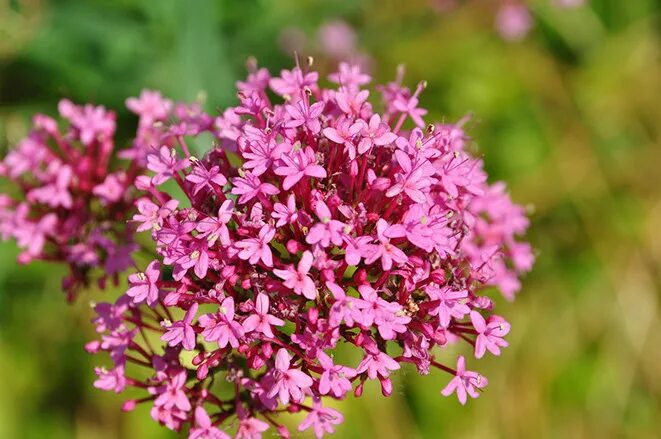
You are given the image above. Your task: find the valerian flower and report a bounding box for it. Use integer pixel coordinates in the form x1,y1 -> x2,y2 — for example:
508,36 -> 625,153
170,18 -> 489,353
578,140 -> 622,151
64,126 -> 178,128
71,61 -> 533,438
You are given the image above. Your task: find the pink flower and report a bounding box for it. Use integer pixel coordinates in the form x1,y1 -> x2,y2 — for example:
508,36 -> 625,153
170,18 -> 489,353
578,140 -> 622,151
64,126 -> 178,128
126,260 -> 160,306
28,164 -> 73,208
274,146 -> 327,190
363,219 -> 408,271
284,100 -> 325,134
471,311 -> 510,359
93,172 -> 126,205
323,117 -> 364,160
441,356 -> 488,404
298,398 -> 344,438
425,285 -> 470,328
272,194 -> 298,227
186,162 -> 227,195
242,293 -> 285,338
358,114 -> 397,154
274,250 -> 317,300
153,371 -> 191,411
234,224 -> 275,266
265,348 -> 313,404
306,200 -> 345,248
94,365 -> 126,393
199,297 -> 244,349
385,150 -> 433,203
189,406 -> 230,439
148,146 -> 190,186
161,303 -> 198,351
269,67 -> 318,98
231,172 -> 279,204
495,3 -> 533,41
326,281 -> 368,328
196,199 -> 233,246
317,351 -> 355,398
235,415 -> 269,439
356,348 -> 400,380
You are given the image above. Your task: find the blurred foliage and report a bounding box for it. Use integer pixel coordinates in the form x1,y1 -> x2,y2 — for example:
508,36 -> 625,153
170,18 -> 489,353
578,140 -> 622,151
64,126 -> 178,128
1,0 -> 660,438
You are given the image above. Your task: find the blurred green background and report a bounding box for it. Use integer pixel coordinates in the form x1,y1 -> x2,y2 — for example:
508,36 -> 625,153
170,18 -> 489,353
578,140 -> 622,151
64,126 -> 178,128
1,0 -> 660,437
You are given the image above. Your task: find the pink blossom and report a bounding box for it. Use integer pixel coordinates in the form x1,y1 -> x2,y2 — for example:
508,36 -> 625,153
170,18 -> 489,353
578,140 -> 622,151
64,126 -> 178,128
161,303 -> 198,350
274,250 -> 317,300
234,224 -> 275,266
94,365 -> 126,393
306,200 -> 345,248
317,351 -> 355,398
284,100 -> 325,134
298,398 -> 344,438
126,260 -> 161,306
185,162 -> 227,195
425,285 -> 470,328
199,297 -> 244,349
358,114 -> 397,154
264,348 -> 313,404
148,146 -> 190,186
189,406 -> 230,439
363,219 -> 408,270
272,194 -> 298,227
441,356 -> 488,404
126,90 -> 173,126
133,198 -> 179,232
471,311 -> 510,359
323,117 -> 364,160
231,172 -> 279,204
274,146 -> 327,190
242,293 -> 285,338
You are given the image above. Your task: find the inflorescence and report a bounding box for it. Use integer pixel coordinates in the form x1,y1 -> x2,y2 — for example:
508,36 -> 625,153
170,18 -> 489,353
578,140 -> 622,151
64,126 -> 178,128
3,60 -> 533,438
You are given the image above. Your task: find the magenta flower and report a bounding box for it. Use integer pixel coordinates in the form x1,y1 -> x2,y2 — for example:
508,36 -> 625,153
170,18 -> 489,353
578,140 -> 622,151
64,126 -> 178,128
471,311 -> 510,359
94,365 -> 126,393
284,100 -> 325,134
189,406 -> 230,439
242,293 -> 284,338
126,90 -> 173,126
425,285 -> 470,328
234,224 -> 275,266
298,398 -> 345,439
148,146 -> 190,186
385,150 -> 433,203
358,114 -> 397,154
265,348 -> 313,405
161,303 -> 198,351
153,370 -> 191,411
185,161 -> 227,195
356,349 -> 400,380
363,219 -> 408,270
126,260 -> 160,306
231,172 -> 279,204
272,194 -> 298,227
273,250 -> 317,299
274,146 -> 327,190
441,356 -> 488,405
199,297 -> 244,349
323,117 -> 364,160
306,200 -> 345,248
318,351 -> 355,398
196,199 -> 233,246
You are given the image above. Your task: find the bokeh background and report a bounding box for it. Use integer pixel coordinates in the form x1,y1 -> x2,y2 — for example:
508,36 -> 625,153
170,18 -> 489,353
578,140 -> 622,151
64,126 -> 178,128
1,0 -> 660,437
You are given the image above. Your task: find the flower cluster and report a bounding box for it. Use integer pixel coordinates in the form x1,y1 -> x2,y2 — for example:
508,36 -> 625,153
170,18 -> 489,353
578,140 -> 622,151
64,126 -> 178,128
0,98 -> 139,299
0,90 -> 204,300
88,60 -> 533,438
